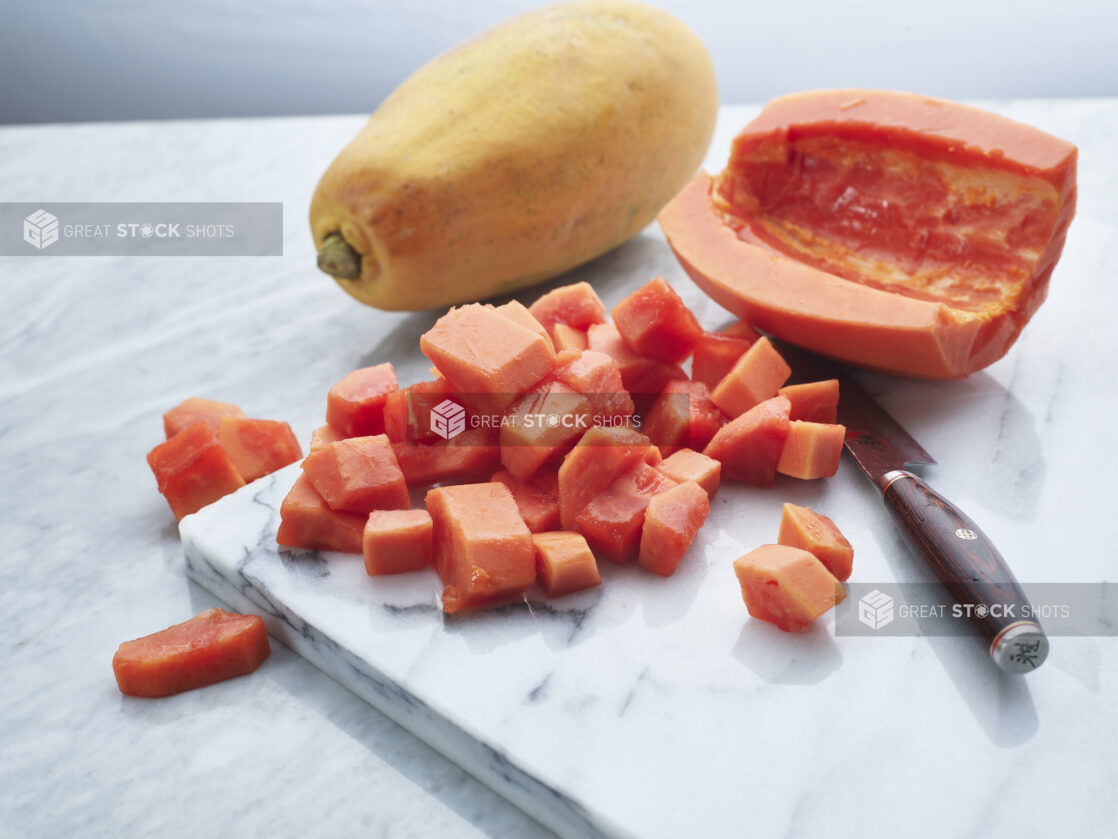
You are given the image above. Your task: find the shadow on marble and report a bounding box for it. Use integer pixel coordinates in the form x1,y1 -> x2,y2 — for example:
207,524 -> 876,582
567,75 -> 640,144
731,620 -> 844,685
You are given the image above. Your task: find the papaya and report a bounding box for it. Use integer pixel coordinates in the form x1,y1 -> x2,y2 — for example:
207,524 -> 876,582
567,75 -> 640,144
659,89 -> 1077,379
310,1 -> 718,310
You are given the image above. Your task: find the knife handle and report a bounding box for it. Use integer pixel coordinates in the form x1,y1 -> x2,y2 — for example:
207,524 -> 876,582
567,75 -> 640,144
879,471 -> 1048,673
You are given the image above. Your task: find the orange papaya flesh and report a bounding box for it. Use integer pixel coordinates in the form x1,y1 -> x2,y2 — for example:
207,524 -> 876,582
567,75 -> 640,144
532,531 -> 601,598
779,379 -> 839,424
576,461 -> 678,564
733,544 -> 844,632
610,276 -> 703,364
326,363 -> 399,437
363,508 -> 433,576
776,421 -> 846,480
778,502 -> 854,581
703,395 -> 791,487
276,473 -> 366,554
147,421 -> 246,520
638,480 -> 710,577
655,449 -> 721,497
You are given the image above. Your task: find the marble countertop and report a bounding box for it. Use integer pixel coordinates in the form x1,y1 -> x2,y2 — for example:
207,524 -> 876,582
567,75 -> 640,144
3,100 -> 1117,838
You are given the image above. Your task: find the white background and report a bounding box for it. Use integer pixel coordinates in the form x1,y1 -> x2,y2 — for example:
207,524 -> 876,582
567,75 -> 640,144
2,0 -> 1115,123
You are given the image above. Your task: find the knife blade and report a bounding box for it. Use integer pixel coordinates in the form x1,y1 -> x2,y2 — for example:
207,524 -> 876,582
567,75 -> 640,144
775,340 -> 1048,674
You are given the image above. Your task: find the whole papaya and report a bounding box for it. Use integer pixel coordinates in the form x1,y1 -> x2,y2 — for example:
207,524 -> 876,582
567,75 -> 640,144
310,0 -> 718,311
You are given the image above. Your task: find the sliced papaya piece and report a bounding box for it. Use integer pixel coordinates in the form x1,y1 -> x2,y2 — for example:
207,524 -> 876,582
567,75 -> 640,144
301,434 -> 409,514
733,544 -> 844,632
643,379 -> 725,455
776,421 -> 846,479
425,482 -> 536,613
276,473 -> 366,554
552,323 -> 589,352
710,336 -> 791,419
363,508 -> 433,576
532,531 -> 601,598
659,90 -> 1077,379
494,300 -> 554,348
326,363 -> 399,437
553,349 -> 634,421
558,425 -> 651,530
576,462 -> 678,564
778,503 -> 854,581
586,322 -> 687,410
162,397 -> 245,439
392,426 -> 501,487
655,449 -> 721,497
309,424 -> 344,453
721,319 -> 762,343
703,395 -> 791,487
500,381 -> 592,479
779,379 -> 839,424
527,281 -> 607,334
147,421 -> 245,520
690,331 -> 753,391
217,417 -> 303,483
491,469 -> 561,533
610,276 -> 703,364
639,480 -> 710,577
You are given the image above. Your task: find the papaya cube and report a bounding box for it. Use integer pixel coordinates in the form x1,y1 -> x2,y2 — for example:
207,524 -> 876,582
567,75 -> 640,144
643,380 -> 724,455
147,421 -> 246,520
655,449 -> 721,497
383,378 -> 455,444
491,469 -> 561,533
528,281 -> 607,333
309,424 -> 344,453
733,544 -> 844,632
586,322 -> 687,408
644,445 -> 663,467
425,482 -> 536,613
552,323 -> 589,352
691,332 -> 753,391
162,397 -> 245,439
610,276 -> 703,364
558,425 -> 651,530
554,349 -> 634,420
392,426 -> 501,488
500,381 -> 592,479
639,480 -> 710,577
217,417 -> 303,483
778,503 -> 854,581
776,421 -> 847,479
711,336 -> 792,418
779,379 -> 840,423
276,473 -> 366,554
494,300 -> 554,348
532,532 -> 601,597
703,395 -> 791,487
301,434 -> 409,514
420,304 -> 554,413
325,363 -> 399,437
576,462 -> 677,564
363,508 -> 433,576
721,319 -> 762,342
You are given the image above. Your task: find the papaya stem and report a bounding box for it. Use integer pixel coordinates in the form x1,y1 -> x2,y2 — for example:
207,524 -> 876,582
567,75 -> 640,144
317,232 -> 361,280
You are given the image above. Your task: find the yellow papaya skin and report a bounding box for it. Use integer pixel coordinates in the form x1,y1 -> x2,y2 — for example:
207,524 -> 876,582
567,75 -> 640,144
310,0 -> 718,311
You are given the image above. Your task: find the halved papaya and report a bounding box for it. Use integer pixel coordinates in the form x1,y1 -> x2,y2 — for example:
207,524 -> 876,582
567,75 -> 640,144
659,89 -> 1077,379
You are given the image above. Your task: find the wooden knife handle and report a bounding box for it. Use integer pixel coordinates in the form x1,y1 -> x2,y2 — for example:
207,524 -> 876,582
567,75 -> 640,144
880,471 -> 1048,673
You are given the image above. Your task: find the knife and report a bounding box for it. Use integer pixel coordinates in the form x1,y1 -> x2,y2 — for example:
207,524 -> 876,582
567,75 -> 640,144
775,341 -> 1048,674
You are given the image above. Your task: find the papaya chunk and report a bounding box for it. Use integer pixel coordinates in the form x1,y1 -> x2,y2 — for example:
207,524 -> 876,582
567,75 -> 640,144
552,323 -> 589,352
558,425 -> 651,530
659,90 -> 1077,379
326,363 -> 399,437
779,379 -> 839,424
495,300 -> 554,348
639,480 -> 710,577
491,469 -> 561,533
610,276 -> 703,364
643,380 -> 724,456
217,417 -> 302,483
162,397 -> 245,439
528,281 -> 607,334
710,336 -> 791,419
425,482 -> 536,613
776,421 -> 846,480
733,544 -> 844,632
553,349 -> 634,421
655,449 -> 721,497
576,462 -> 677,564
532,531 -> 601,597
500,381 -> 592,479
363,509 -> 433,576
703,395 -> 791,487
301,435 -> 409,514
690,332 -> 753,391
277,473 -> 366,554
147,421 -> 245,520
309,424 -> 344,453
778,503 -> 854,581
586,322 -> 687,404
392,426 -> 501,487
112,608 -> 270,698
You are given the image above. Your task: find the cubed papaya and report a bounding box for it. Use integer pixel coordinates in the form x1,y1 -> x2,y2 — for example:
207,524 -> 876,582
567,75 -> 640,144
733,544 -> 845,632
779,379 -> 840,423
495,300 -> 554,348
384,378 -> 455,444
721,319 -> 762,343
710,336 -> 792,418
392,426 -> 501,487
112,608 -> 270,698
147,421 -> 246,520
642,380 -> 724,455
639,480 -> 710,577
655,449 -> 721,497
586,322 -> 687,411
363,508 -> 433,576
500,381 -> 592,479
553,349 -> 634,420
217,417 -> 303,483
301,434 -> 409,514
690,332 -> 753,391
576,462 -> 677,564
425,482 -> 536,613
703,395 -> 791,487
778,503 -> 854,581
276,473 -> 366,554
776,421 -> 847,479
610,276 -> 703,364
309,424 -> 344,453
527,281 -> 607,334
491,469 -> 562,533
558,425 -> 651,530
420,304 -> 554,413
325,363 -> 399,437
162,397 -> 246,439
552,323 -> 589,352
532,532 -> 601,597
